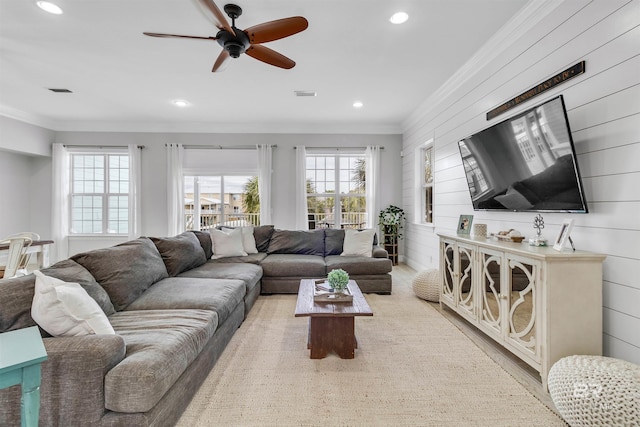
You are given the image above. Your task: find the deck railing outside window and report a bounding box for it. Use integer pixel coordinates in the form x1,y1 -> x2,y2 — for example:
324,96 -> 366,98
185,211 -> 260,230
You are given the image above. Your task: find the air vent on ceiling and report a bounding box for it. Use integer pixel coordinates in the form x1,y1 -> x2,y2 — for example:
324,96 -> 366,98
48,88 -> 73,93
294,90 -> 317,97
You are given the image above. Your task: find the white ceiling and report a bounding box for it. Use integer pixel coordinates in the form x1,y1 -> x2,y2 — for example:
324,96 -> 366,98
0,0 -> 528,133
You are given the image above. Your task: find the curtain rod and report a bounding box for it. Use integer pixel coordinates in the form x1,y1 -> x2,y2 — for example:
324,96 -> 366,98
295,146 -> 384,150
62,144 -> 145,149
179,144 -> 277,150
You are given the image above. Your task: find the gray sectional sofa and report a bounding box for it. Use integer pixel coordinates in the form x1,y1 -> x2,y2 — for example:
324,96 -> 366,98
0,226 -> 391,427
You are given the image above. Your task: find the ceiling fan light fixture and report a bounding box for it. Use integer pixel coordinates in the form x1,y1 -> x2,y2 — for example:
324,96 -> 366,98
172,99 -> 190,108
389,12 -> 409,24
36,1 -> 63,15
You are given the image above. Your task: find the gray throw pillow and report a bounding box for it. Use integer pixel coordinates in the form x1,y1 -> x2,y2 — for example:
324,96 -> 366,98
151,232 -> 207,276
72,237 -> 168,311
267,229 -> 325,256
0,274 -> 38,333
190,230 -> 213,259
254,225 -> 275,253
324,229 -> 345,256
41,259 -> 116,316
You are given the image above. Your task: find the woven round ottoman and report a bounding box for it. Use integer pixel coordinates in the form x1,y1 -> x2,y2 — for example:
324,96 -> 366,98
412,269 -> 440,302
548,355 -> 640,426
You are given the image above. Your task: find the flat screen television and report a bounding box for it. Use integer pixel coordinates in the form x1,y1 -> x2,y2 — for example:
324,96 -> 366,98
458,95 -> 588,213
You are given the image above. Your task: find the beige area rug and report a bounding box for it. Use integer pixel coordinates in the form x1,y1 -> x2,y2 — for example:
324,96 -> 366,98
177,282 -> 565,426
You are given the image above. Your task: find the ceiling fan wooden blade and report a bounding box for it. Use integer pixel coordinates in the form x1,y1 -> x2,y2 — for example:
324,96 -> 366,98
245,17 -> 308,44
246,45 -> 295,69
195,0 -> 235,36
212,50 -> 231,72
143,32 -> 216,41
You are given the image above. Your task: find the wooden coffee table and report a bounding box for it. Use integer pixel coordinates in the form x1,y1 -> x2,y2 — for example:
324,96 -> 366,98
295,279 -> 373,359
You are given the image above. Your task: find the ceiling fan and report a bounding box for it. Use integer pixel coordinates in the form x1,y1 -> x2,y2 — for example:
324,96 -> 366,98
143,0 -> 308,72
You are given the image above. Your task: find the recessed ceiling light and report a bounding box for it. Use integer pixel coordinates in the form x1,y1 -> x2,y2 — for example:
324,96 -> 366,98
36,1 -> 63,15
353,101 -> 364,108
172,99 -> 189,107
389,12 -> 409,24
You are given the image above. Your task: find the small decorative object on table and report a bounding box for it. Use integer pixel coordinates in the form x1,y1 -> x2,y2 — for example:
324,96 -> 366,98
553,218 -> 575,251
493,229 -> 524,242
314,269 -> 353,302
457,215 -> 473,235
473,223 -> 487,238
529,214 -> 548,246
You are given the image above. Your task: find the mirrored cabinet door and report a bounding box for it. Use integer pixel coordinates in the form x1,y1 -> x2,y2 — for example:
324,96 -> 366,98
441,241 -> 456,305
506,256 -> 540,363
478,248 -> 504,339
455,244 -> 475,320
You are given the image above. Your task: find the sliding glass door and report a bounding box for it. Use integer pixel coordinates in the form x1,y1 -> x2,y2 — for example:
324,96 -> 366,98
184,175 -> 259,231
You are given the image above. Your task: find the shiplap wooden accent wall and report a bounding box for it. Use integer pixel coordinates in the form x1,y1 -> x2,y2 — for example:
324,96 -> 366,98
401,0 -> 640,364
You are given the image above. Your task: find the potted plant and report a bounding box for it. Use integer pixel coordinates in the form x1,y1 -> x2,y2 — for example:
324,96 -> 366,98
327,269 -> 350,293
378,205 -> 406,238
378,205 -> 406,265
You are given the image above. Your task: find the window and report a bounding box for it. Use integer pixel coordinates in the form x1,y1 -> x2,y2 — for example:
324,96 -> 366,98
184,175 -> 259,230
415,140 -> 434,224
71,153 -> 129,234
306,154 -> 367,229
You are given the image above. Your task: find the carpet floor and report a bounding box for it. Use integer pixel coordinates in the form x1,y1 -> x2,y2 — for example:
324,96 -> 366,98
176,275 -> 566,426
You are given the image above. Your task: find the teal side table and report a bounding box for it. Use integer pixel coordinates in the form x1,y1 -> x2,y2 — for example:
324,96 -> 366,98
0,326 -> 48,427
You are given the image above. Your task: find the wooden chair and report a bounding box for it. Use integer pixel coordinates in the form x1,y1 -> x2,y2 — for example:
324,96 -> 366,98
0,232 -> 39,279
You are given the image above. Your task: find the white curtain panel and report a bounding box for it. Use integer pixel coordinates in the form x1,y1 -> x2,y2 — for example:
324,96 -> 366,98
365,146 -> 381,230
256,144 -> 272,225
166,144 -> 184,236
128,144 -> 142,240
295,145 -> 309,230
51,143 -> 70,262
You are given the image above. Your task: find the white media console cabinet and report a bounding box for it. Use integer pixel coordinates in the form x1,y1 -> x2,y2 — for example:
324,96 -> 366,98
438,232 -> 606,390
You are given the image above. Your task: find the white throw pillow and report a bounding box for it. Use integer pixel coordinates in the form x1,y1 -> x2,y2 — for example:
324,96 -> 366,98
222,226 -> 258,254
31,270 -> 115,337
210,227 -> 248,259
341,228 -> 375,257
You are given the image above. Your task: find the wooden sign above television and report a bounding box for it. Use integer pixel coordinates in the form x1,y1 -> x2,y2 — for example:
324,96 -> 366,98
487,61 -> 585,120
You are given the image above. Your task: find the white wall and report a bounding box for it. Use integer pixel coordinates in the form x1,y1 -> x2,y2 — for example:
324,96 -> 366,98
0,151 -> 39,237
401,0 -> 640,364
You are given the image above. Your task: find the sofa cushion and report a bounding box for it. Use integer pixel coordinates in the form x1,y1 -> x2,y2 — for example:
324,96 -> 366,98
254,225 -> 275,252
325,255 -> 393,275
106,309 -> 218,413
125,277 -> 245,325
72,237 -> 169,311
178,261 -> 262,296
222,226 -> 258,254
190,230 -> 213,259
341,228 -> 376,257
41,259 -> 115,316
208,253 -> 268,265
210,228 -> 248,259
0,274 -> 37,333
31,271 -> 115,337
267,229 -> 324,256
324,229 -> 345,256
150,232 -> 207,276
260,254 -> 326,277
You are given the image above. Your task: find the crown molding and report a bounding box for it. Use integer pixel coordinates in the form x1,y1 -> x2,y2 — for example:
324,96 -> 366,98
0,105 -> 57,130
48,120 -> 403,135
401,0 -> 564,132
